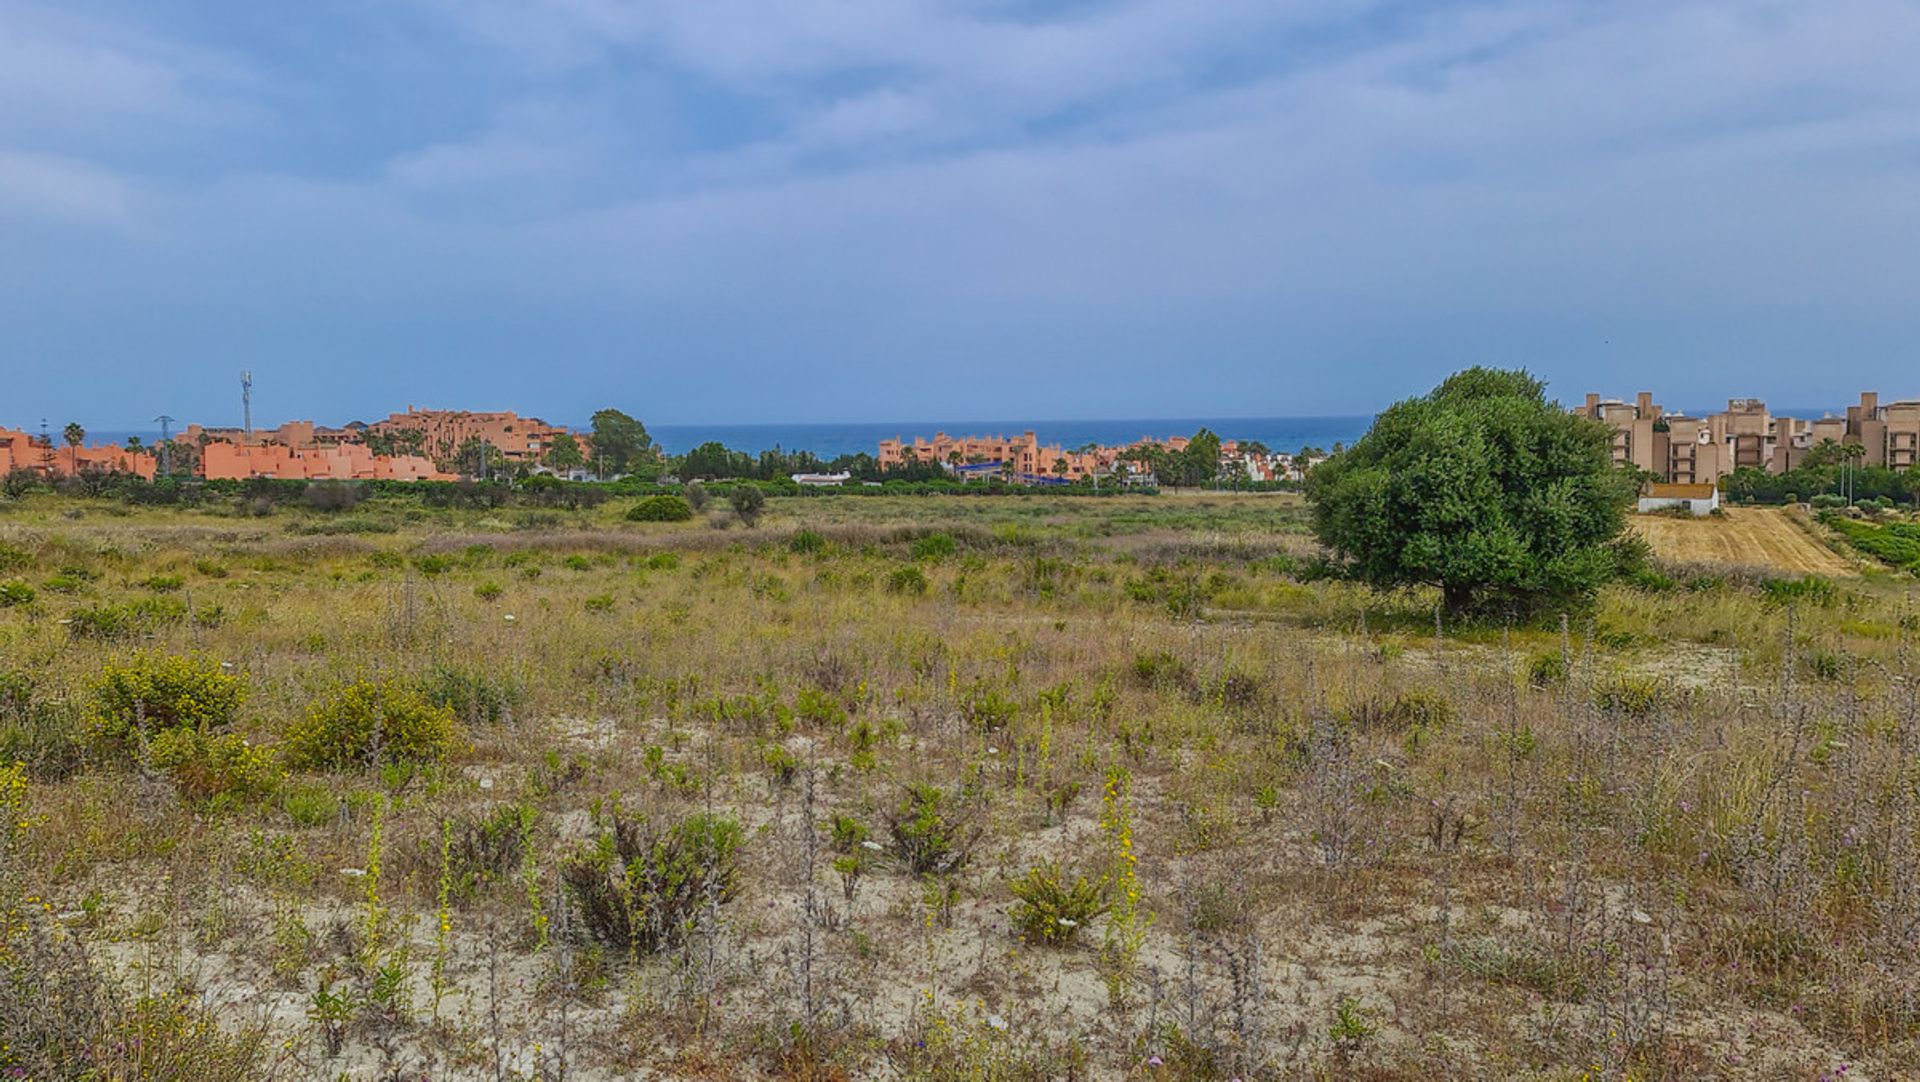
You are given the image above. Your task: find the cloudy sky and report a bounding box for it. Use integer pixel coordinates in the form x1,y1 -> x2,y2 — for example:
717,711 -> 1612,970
3,0 -> 1918,428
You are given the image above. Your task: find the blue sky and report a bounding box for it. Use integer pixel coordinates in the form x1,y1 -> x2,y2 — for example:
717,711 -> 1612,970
3,0 -> 1918,428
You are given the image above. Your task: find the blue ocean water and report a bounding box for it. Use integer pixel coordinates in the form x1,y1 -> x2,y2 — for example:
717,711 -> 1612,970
82,416 -> 1375,460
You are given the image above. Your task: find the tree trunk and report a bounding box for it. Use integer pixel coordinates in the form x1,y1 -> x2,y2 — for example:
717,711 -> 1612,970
1442,581 -> 1473,618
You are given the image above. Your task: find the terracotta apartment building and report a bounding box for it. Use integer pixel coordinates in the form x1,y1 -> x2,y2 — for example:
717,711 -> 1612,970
177,408 -> 582,481
0,428 -> 157,480
200,441 -> 450,482
877,431 -> 1120,480
366,408 -> 578,466
1578,390 -> 1920,483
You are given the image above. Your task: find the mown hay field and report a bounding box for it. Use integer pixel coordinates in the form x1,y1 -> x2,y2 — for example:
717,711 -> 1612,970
1629,506 -> 1858,577
1,489 -> 1916,1080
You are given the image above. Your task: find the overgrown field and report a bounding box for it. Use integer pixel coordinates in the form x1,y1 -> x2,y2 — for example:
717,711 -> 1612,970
2,491 -> 1918,1079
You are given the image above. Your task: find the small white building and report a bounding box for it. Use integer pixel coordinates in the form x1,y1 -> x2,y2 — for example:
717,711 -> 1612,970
791,471 -> 852,487
1638,482 -> 1719,516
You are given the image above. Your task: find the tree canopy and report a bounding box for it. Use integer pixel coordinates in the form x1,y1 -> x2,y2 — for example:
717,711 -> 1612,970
589,409 -> 654,475
1305,367 -> 1637,617
544,433 -> 585,471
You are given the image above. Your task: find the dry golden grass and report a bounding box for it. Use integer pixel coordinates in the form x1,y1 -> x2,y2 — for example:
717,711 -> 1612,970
1629,506 -> 1858,576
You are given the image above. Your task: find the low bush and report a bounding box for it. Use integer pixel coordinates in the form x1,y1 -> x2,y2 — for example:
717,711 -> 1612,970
1761,574 -> 1842,608
788,529 -> 826,554
626,495 -> 693,522
888,783 -> 977,876
285,679 -> 456,770
911,532 -> 957,561
1526,650 -> 1568,689
0,671 -> 83,781
1592,675 -> 1671,718
148,729 -> 281,805
444,804 -> 534,899
886,565 -> 929,595
0,580 -> 34,607
1348,690 -> 1455,735
1131,650 -> 1196,695
727,485 -> 766,527
421,664 -> 521,727
87,652 -> 248,756
66,597 -> 189,639
1008,861 -> 1110,946
563,811 -> 743,956
279,783 -> 339,827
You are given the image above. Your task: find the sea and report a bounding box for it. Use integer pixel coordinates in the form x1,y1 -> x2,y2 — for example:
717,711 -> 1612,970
83,416 -> 1376,459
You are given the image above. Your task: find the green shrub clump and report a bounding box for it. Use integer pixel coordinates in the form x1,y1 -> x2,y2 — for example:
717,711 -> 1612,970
0,580 -> 34,607
911,532 -> 957,561
886,565 -> 929,595
286,679 -> 456,770
888,784 -> 976,876
563,811 -> 743,955
421,664 -> 521,727
87,652 -> 248,755
1008,861 -> 1110,946
149,729 -> 281,805
626,495 -> 693,522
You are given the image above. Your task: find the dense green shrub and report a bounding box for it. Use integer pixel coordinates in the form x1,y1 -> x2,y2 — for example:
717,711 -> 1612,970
788,529 -> 826,554
626,495 -> 693,522
87,652 -> 248,755
1825,517 -> 1920,571
563,811 -> 742,955
285,679 -> 456,770
1008,861 -> 1110,946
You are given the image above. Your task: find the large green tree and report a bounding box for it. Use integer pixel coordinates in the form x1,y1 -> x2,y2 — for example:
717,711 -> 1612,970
1306,367 -> 1637,617
589,409 -> 654,475
544,433 -> 585,472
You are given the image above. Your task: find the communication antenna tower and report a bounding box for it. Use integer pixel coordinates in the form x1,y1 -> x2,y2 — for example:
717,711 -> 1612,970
240,371 -> 253,438
154,414 -> 175,475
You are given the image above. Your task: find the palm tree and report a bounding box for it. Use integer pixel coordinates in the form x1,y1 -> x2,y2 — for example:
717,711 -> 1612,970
62,422 -> 85,474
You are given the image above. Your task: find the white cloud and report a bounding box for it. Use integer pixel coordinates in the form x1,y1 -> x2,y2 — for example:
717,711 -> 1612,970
0,150 -> 129,223
0,4 -> 250,133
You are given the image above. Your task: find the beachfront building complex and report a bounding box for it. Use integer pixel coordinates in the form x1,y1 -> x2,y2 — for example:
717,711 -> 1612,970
366,407 -> 580,466
0,428 -> 157,480
877,430 -> 1312,485
1577,391 -> 1920,483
